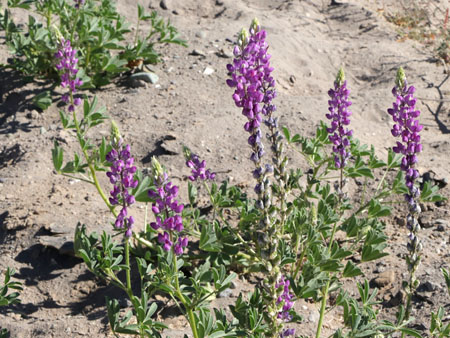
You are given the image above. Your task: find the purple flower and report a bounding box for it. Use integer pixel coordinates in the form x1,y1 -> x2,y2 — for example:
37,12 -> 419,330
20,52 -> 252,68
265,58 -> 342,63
185,152 -> 216,181
326,68 -> 353,169
275,275 -> 295,321
227,19 -> 276,182
387,68 -> 423,206
149,158 -> 188,255
106,140 -> 138,237
73,0 -> 85,8
54,38 -> 83,109
280,328 -> 295,337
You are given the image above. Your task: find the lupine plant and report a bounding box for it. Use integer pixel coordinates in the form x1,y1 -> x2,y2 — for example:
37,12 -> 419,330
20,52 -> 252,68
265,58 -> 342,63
0,268 -> 22,338
50,17 -> 447,338
0,0 -> 186,92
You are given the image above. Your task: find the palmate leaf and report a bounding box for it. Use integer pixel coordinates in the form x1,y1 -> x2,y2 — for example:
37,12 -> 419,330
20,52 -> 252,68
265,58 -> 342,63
342,261 -> 363,278
132,169 -> 154,202
32,90 -> 52,110
199,222 -> 223,252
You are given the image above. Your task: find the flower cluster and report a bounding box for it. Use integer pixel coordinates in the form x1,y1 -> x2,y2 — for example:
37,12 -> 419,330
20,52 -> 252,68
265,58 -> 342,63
326,68 -> 353,169
276,275 -> 295,337
226,19 -> 276,185
149,159 -> 188,255
186,153 -> 216,181
54,38 -> 83,112
388,69 -> 423,210
106,142 -> 138,237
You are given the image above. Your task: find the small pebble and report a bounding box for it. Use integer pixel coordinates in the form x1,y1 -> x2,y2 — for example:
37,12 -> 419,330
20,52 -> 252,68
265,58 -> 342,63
218,288 -> 233,298
203,67 -> 215,75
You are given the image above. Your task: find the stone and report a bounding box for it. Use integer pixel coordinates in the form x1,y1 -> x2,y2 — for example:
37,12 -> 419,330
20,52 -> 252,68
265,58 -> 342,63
218,288 -> 233,298
190,49 -> 206,57
308,311 -> 319,323
44,223 -> 71,235
26,110 -> 40,119
203,67 -> 215,75
39,235 -> 74,256
371,270 -> 395,288
159,0 -> 168,10
130,71 -> 159,84
418,281 -> 437,292
40,127 -> 47,135
216,48 -> 233,58
418,213 -> 434,228
196,31 -> 207,39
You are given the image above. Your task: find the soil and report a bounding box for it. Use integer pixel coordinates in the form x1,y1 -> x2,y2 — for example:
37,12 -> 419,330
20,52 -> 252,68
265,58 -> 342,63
0,0 -> 449,337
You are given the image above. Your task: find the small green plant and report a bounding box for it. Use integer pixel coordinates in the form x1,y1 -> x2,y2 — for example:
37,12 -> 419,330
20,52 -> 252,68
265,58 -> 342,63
0,268 -> 23,338
0,0 -> 186,88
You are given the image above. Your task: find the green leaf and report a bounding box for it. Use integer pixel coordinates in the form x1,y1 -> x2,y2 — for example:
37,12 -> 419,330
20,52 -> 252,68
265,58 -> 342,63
52,141 -> 63,172
32,90 -> 52,110
399,327 -> 423,338
132,170 -> 154,202
342,261 -> 363,278
420,181 -> 446,203
199,223 -> 222,252
282,126 -> 291,143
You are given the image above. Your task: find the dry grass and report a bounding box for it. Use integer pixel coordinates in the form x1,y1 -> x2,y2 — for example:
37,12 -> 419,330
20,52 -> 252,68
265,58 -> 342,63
374,0 -> 449,64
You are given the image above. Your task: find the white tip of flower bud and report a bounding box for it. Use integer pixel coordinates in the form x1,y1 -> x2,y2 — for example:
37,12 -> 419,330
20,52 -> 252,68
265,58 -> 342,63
110,120 -> 121,145
250,18 -> 260,32
238,28 -> 249,46
151,156 -> 164,177
336,67 -> 345,86
395,67 -> 406,90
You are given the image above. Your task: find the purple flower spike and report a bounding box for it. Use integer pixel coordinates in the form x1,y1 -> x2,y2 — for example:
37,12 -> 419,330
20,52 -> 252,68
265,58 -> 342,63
185,152 -> 216,181
54,38 -> 82,109
388,68 -> 423,201
149,157 -> 187,255
227,19 -> 276,183
326,68 -> 353,169
106,137 -> 138,237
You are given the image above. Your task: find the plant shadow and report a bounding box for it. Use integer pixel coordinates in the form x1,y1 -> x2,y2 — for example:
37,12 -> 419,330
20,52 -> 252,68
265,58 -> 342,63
0,67 -> 55,134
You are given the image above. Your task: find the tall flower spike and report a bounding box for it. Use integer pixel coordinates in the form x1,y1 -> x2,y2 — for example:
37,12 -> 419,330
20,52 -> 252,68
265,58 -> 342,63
106,129 -> 138,238
149,157 -> 187,255
326,67 -> 353,169
226,18 -> 276,198
54,38 -> 83,111
388,67 -> 423,319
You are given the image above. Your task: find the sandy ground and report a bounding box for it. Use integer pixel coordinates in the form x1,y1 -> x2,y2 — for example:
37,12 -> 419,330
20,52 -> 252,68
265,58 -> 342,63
0,0 -> 449,336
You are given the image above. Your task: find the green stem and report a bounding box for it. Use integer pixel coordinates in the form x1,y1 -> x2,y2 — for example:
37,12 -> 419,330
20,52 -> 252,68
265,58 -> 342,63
70,93 -> 115,215
316,279 -> 331,338
125,239 -> 132,294
134,16 -> 141,46
374,167 -> 389,196
171,251 -> 199,338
